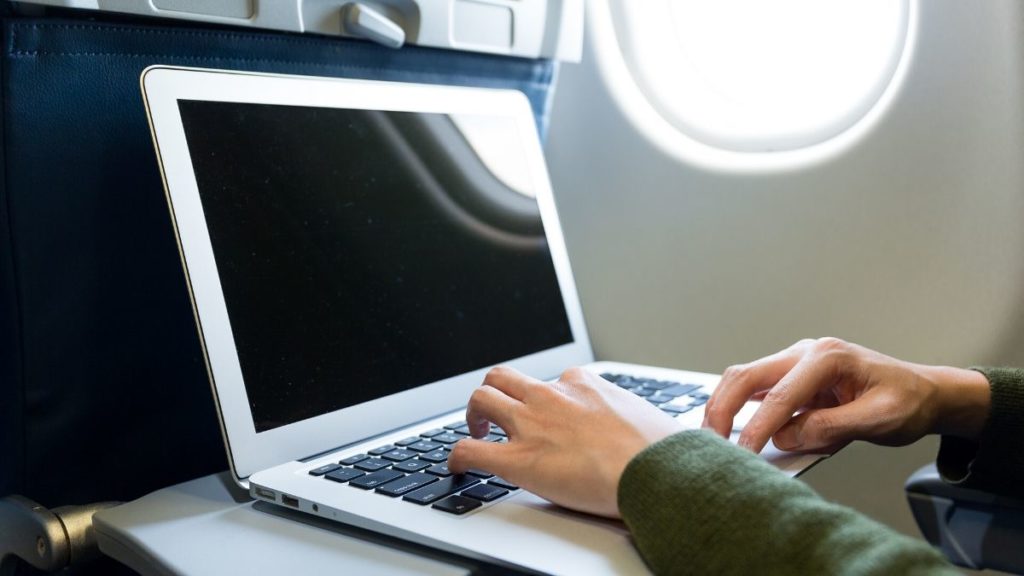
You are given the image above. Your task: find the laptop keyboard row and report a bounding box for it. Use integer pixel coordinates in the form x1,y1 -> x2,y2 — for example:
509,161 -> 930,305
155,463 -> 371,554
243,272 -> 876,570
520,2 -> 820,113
310,373 -> 706,516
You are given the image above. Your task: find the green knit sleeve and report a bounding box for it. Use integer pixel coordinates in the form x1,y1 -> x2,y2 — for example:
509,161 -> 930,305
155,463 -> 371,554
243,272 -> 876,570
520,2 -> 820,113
937,366 -> 1024,497
618,430 -> 957,575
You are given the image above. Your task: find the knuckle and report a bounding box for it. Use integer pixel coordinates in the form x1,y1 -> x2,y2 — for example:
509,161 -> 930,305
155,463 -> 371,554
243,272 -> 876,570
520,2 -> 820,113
560,366 -> 587,382
814,337 -> 848,353
469,386 -> 490,406
485,365 -> 511,382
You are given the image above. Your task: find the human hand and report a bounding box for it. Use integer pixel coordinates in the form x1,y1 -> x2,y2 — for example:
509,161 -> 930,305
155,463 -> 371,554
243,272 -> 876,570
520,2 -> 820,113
704,337 -> 991,454
447,366 -> 684,518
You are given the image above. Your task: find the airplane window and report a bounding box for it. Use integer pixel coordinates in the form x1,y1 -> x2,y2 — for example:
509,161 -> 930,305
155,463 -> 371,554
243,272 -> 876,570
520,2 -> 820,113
598,0 -> 914,164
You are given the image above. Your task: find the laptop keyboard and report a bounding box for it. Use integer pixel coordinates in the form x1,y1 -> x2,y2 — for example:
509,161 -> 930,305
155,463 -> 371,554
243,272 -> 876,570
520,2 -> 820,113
309,372 -> 706,516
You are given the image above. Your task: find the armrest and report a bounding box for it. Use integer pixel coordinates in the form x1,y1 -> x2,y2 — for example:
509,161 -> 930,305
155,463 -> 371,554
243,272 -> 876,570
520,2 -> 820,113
906,464 -> 1024,574
0,495 -> 119,574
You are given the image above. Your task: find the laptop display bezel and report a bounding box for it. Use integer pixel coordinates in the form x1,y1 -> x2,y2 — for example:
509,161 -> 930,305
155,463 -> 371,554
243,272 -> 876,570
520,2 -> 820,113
141,66 -> 595,484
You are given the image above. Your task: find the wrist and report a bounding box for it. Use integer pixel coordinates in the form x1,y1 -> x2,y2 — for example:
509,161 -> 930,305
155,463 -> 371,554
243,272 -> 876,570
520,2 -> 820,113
924,366 -> 991,440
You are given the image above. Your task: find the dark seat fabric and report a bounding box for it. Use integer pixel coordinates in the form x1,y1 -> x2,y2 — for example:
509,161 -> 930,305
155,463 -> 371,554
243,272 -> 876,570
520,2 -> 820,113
0,14 -> 557,510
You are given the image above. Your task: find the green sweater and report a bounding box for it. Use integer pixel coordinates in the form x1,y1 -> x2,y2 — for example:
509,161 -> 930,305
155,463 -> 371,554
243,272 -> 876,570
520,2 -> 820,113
618,367 -> 1024,575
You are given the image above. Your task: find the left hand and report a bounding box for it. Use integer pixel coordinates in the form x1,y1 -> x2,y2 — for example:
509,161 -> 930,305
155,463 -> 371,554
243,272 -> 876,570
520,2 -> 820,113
447,365 -> 684,518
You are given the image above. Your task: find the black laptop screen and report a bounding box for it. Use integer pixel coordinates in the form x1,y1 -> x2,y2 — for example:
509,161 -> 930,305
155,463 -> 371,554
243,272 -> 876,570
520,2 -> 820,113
177,101 -> 573,433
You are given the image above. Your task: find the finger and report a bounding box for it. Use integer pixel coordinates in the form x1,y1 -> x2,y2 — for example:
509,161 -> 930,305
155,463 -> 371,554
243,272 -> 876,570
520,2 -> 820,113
772,401 -> 876,452
704,347 -> 806,438
481,365 -> 542,402
447,437 -> 515,477
465,384 -> 522,438
737,352 -> 838,453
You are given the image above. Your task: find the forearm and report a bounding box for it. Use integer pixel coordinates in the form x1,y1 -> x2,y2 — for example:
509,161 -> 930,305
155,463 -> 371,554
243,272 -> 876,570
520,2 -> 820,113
619,431 -> 957,576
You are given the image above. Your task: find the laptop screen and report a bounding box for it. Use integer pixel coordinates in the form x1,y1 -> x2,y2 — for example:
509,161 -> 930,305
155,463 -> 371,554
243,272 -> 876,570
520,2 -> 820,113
177,100 -> 573,433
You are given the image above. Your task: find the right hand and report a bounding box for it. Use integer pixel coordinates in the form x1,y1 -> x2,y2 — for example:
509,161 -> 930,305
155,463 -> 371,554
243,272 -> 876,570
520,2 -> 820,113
703,338 -> 991,454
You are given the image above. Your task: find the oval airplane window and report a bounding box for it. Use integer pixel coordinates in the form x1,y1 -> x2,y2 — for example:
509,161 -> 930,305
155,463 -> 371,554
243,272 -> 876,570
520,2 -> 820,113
597,0 -> 914,166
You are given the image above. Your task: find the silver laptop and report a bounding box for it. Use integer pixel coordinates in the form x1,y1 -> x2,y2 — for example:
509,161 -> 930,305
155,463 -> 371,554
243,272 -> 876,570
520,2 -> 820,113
142,66 -> 825,575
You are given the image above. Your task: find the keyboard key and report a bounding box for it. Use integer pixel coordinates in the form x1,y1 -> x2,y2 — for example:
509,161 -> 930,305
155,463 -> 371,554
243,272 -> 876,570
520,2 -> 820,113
420,428 -> 446,438
419,450 -> 448,463
407,441 -> 443,453
393,459 -> 432,473
691,392 -> 710,401
662,383 -> 701,397
432,495 -> 482,515
376,472 -> 439,497
339,454 -> 368,466
349,469 -> 404,490
481,434 -> 503,443
689,397 -> 708,407
599,372 -> 621,382
661,404 -> 694,414
646,393 -> 675,405
394,436 -> 421,447
309,463 -> 341,476
432,433 -> 464,444
488,477 -> 519,491
443,421 -> 466,430
467,468 -> 494,479
640,380 -> 671,391
368,445 -> 394,456
451,424 -> 471,435
629,387 -> 655,397
402,475 -> 479,505
354,458 -> 391,472
381,449 -> 417,462
425,463 -> 451,477
324,468 -> 365,483
461,484 -> 509,502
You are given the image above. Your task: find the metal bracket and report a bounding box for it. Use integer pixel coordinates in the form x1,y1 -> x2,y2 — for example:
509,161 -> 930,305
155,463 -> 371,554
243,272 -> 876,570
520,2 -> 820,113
0,495 -> 119,574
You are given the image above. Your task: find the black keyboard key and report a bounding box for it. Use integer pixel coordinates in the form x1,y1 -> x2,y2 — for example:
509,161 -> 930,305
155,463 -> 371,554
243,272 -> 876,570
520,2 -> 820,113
350,469 -> 404,490
451,424 -> 471,435
420,428 -> 446,438
443,421 -> 466,430
376,472 -> 439,497
393,459 -> 432,473
339,453 -> 369,466
488,477 -> 519,491
467,468 -> 494,479
368,445 -> 394,456
419,450 -> 448,463
481,434 -> 503,443
354,458 -> 391,472
402,475 -> 479,505
615,378 -> 637,389
433,433 -> 464,444
309,463 -> 341,476
381,449 -> 417,462
461,484 -> 509,502
394,436 -> 421,447
426,463 -> 451,477
661,404 -> 693,414
630,387 -> 655,397
432,495 -> 482,515
324,468 -> 365,483
407,441 -> 443,453
599,372 -> 622,382
662,383 -> 701,397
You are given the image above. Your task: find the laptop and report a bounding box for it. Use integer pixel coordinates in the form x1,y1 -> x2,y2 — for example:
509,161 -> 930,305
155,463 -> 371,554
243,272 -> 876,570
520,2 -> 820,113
141,66 -> 826,575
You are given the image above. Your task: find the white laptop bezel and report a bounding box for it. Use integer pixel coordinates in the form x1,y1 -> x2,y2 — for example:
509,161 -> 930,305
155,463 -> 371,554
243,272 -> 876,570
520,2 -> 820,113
140,66 -> 594,485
